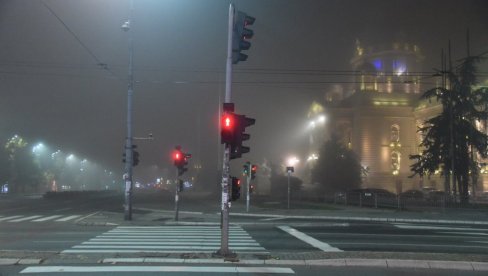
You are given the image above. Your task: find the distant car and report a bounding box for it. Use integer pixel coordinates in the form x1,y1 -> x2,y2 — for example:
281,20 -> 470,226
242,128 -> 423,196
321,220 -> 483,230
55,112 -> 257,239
400,189 -> 424,199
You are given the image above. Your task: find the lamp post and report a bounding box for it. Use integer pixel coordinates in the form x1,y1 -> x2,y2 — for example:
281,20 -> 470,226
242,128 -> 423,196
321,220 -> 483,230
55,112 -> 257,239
286,157 -> 299,209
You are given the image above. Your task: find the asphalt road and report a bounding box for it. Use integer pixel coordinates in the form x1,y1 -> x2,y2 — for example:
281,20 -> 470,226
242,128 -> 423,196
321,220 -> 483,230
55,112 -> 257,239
1,191 -> 488,275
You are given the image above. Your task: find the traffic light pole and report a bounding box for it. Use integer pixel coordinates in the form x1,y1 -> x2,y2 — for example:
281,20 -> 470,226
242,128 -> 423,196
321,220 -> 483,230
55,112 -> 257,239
246,173 -> 250,212
217,3 -> 235,258
123,0 -> 134,221
174,177 -> 179,222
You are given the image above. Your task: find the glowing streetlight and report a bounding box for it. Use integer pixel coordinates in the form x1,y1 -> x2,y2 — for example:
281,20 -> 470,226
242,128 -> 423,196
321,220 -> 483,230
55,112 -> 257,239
287,156 -> 300,167
317,115 -> 326,124
32,143 -> 45,154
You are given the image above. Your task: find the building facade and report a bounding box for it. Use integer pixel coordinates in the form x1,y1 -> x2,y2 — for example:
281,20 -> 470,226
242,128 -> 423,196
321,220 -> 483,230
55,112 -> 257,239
308,41 -> 451,193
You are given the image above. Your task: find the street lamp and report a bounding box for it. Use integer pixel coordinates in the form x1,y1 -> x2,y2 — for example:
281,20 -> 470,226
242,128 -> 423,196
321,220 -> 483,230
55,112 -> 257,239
286,157 -> 299,209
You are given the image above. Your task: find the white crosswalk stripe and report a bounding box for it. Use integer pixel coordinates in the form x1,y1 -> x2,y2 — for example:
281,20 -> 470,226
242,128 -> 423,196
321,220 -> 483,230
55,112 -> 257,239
62,225 -> 268,254
0,214 -> 82,223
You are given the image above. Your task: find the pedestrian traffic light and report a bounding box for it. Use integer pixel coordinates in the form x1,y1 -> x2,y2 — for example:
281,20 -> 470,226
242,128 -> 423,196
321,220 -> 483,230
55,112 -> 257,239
243,161 -> 251,176
251,164 -> 257,180
230,176 -> 241,201
250,184 -> 255,194
230,114 -> 256,159
232,11 -> 255,64
132,145 -> 139,167
221,103 -> 235,145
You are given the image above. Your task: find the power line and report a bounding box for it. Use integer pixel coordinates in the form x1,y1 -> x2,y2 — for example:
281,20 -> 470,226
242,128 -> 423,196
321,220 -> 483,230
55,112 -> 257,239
40,0 -> 113,75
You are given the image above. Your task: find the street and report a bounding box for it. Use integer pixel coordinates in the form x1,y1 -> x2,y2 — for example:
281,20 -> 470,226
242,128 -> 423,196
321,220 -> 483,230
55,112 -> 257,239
0,191 -> 487,275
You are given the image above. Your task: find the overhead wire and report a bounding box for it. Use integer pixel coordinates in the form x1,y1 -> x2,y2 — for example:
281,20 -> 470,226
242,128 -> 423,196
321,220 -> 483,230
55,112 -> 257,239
39,0 -> 115,77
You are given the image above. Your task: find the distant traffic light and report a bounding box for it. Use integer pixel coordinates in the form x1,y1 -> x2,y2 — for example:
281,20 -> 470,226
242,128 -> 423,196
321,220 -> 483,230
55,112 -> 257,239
173,146 -> 191,176
243,161 -> 251,176
230,176 -> 241,201
250,184 -> 255,194
122,152 -> 127,163
251,164 -> 257,180
178,179 -> 184,192
232,11 -> 255,64
132,145 -> 139,167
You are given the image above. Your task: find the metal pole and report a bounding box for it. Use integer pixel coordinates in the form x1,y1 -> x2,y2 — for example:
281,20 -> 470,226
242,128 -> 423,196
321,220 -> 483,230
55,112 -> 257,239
287,172 -> 291,209
124,0 -> 134,221
175,180 -> 179,221
218,3 -> 234,257
246,173 -> 250,212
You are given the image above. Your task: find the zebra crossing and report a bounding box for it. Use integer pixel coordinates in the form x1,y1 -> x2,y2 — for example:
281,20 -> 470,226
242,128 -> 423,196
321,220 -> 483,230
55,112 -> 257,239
0,214 -> 81,223
62,225 -> 268,254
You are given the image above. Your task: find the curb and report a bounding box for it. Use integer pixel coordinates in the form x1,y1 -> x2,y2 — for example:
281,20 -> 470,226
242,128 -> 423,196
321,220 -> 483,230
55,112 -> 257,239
99,257 -> 488,271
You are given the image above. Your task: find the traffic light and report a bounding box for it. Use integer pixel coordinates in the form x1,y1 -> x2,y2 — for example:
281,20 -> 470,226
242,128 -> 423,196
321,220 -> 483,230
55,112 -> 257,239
221,103 -> 235,145
251,164 -> 257,180
230,114 -> 256,159
230,176 -> 241,201
132,145 -> 139,167
173,146 -> 191,176
232,11 -> 255,64
243,161 -> 251,176
122,152 -> 127,163
250,184 -> 255,194
178,179 -> 184,192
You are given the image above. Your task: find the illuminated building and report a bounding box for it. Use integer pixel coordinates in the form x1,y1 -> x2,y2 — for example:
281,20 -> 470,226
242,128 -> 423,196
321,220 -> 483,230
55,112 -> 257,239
308,41 -> 450,193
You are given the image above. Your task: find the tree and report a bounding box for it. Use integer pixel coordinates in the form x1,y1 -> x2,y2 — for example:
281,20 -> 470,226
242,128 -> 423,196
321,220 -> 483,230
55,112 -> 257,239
311,134 -> 362,194
410,53 -> 488,205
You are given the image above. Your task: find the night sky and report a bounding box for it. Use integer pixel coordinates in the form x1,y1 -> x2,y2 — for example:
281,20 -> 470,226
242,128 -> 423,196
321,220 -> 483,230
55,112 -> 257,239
0,0 -> 487,184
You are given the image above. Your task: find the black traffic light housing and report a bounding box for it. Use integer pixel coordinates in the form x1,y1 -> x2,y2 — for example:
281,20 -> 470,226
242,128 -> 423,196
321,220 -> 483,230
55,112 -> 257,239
173,146 -> 191,176
132,145 -> 139,167
251,164 -> 257,180
232,11 -> 255,64
230,176 -> 241,201
230,114 -> 255,159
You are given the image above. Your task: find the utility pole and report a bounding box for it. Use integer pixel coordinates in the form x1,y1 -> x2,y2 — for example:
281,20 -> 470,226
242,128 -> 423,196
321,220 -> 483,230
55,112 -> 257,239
122,0 -> 134,221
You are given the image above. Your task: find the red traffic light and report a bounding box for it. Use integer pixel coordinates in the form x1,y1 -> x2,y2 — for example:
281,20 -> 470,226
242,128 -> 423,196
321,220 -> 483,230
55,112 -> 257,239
174,151 -> 181,161
251,165 -> 257,172
222,114 -> 234,129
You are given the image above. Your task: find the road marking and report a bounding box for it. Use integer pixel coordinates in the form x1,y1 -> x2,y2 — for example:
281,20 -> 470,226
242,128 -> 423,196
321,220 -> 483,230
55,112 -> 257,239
9,215 -> 42,222
89,238 -> 255,242
393,223 -> 486,232
20,266 -> 294,273
261,217 -> 287,221
55,215 -> 81,222
0,215 -> 23,221
436,231 -> 488,236
62,249 -> 269,254
83,241 -> 261,246
62,225 -> 268,254
277,225 -> 342,252
32,215 -> 63,222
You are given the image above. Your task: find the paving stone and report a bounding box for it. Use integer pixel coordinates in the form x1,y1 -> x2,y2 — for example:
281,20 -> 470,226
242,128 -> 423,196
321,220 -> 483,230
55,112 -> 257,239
0,258 -> 19,265
346,258 -> 387,267
471,262 -> 488,271
428,260 -> 473,270
387,259 -> 429,269
17,258 -> 42,265
305,259 -> 346,266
